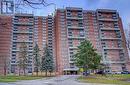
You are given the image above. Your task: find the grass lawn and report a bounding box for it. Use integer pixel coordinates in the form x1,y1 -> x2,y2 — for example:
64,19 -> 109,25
0,75 -> 44,82
78,74 -> 130,85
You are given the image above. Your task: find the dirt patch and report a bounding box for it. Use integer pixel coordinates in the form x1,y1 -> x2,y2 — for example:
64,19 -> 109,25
121,79 -> 130,82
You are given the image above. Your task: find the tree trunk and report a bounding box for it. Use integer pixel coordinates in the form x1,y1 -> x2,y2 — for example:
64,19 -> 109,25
19,68 -> 21,76
40,71 -> 42,76
36,71 -> 38,76
4,58 -> 7,76
23,68 -> 26,76
50,71 -> 51,76
4,66 -> 6,76
45,70 -> 47,77
36,67 -> 38,76
32,70 -> 33,76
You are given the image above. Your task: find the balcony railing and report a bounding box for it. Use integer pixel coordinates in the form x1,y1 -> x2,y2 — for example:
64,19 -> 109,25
13,22 -> 33,26
12,49 -> 33,52
12,40 -> 33,43
66,16 -> 83,20
68,36 -> 85,39
13,31 -> 33,34
103,47 -> 123,50
103,60 -> 126,64
67,26 -> 84,29
98,17 -> 118,21
69,47 -> 78,49
110,61 -> 126,64
100,27 -> 120,31
101,37 -> 122,40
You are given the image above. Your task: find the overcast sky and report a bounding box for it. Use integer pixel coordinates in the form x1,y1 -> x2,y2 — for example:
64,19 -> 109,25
22,0 -> 130,29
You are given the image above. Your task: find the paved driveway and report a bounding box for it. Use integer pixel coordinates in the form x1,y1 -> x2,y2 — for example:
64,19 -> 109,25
0,75 -> 114,85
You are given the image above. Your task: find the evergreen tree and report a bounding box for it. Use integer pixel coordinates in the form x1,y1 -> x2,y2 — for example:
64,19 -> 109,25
40,44 -> 54,77
18,42 -> 28,76
74,40 -> 101,73
48,53 -> 54,76
33,43 -> 40,76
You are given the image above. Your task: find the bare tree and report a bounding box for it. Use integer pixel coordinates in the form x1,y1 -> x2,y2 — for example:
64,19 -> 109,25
124,24 -> 130,60
125,24 -> 130,50
33,43 -> 40,76
15,0 -> 56,9
0,56 -> 9,76
0,0 -> 55,31
18,42 -> 28,76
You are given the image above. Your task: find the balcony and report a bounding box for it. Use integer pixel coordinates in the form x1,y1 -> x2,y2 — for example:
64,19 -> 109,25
103,60 -> 126,64
103,47 -> 123,50
110,61 -> 126,64
15,14 -> 33,17
98,17 -> 118,21
67,26 -> 84,30
100,27 -> 120,31
68,36 -> 85,39
101,37 -> 122,40
12,40 -> 33,43
66,16 -> 83,20
69,47 -> 78,49
13,22 -> 33,26
12,49 -> 33,52
69,60 -> 74,64
13,31 -> 33,34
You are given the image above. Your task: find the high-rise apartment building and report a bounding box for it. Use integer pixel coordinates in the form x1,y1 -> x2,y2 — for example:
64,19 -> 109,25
11,14 -> 34,74
34,16 -> 47,56
96,9 -> 128,72
0,7 -> 129,75
11,14 -> 56,74
55,8 -> 129,74
34,15 -> 56,72
46,15 -> 56,68
55,7 -> 85,74
83,10 -> 102,55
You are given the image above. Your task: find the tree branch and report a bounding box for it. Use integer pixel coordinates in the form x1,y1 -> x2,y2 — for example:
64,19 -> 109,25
15,0 -> 55,10
22,0 -> 55,7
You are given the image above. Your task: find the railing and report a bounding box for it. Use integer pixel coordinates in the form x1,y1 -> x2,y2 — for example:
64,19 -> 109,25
13,31 -> 33,34
68,36 -> 85,39
13,22 -> 33,26
101,37 -> 122,40
12,40 -> 33,43
66,16 -> 83,20
67,26 -> 84,29
103,47 -> 123,50
100,27 -> 120,31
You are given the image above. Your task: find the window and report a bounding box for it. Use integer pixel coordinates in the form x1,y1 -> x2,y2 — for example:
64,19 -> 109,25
11,65 -> 15,73
11,61 -> 15,63
28,68 -> 32,73
29,28 -> 33,32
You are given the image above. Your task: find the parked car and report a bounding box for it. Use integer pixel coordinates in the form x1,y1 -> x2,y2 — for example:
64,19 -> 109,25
96,71 -> 104,74
106,72 -> 113,74
121,71 -> 130,74
83,71 -> 90,76
114,72 -> 121,74
95,70 -> 106,75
